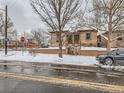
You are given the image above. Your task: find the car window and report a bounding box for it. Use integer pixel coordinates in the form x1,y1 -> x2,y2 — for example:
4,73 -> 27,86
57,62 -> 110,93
108,50 -> 117,55
118,49 -> 124,54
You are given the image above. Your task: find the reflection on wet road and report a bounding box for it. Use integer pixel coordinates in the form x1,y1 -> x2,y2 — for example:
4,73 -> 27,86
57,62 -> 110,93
0,77 -> 111,93
0,63 -> 124,86
0,62 -> 124,93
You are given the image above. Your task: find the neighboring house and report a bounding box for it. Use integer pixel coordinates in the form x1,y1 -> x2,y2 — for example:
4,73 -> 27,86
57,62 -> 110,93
98,30 -> 124,48
26,39 -> 38,48
0,30 -> 19,48
50,28 -> 98,47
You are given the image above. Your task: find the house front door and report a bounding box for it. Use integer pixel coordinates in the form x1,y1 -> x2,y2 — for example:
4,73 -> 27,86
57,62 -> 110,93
67,45 -> 79,55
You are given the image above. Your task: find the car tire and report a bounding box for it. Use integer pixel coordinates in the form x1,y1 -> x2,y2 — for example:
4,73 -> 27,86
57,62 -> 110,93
104,58 -> 113,66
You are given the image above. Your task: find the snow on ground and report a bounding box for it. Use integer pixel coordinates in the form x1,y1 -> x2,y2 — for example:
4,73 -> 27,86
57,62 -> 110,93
39,47 -> 66,49
0,51 -> 97,66
81,47 -> 116,51
39,46 -> 116,51
96,64 -> 124,72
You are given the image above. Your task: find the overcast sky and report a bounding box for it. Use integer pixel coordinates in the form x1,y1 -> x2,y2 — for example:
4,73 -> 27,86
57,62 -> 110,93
0,0 -> 92,34
0,0 -> 46,33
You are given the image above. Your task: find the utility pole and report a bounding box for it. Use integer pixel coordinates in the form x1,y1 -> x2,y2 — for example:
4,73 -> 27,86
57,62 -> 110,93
5,5 -> 8,55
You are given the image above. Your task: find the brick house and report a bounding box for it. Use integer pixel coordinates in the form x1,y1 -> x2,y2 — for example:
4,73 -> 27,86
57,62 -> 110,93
50,28 -> 98,54
50,28 -> 98,47
97,30 -> 124,48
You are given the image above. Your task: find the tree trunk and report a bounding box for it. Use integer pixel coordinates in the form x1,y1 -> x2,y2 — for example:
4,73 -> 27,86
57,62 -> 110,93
58,33 -> 63,58
107,13 -> 112,52
107,31 -> 111,52
59,41 -> 63,58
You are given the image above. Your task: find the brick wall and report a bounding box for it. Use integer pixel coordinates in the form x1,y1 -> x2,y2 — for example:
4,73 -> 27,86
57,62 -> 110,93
29,49 -> 67,54
29,48 -> 106,56
79,50 -> 106,56
80,31 -> 97,47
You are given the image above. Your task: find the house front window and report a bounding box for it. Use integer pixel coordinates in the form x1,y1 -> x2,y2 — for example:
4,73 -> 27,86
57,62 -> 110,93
67,34 -> 73,44
86,32 -> 92,40
74,34 -> 79,44
67,34 -> 79,44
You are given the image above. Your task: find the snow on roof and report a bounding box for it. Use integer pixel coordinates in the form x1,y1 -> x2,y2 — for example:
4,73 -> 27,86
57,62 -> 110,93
77,27 -> 97,31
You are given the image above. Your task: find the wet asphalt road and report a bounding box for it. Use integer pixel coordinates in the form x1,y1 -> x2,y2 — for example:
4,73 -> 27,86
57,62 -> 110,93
0,63 -> 124,86
0,62 -> 124,93
0,77 -> 113,93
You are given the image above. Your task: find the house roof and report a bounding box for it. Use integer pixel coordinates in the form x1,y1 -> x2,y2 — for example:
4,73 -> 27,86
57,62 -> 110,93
49,27 -> 98,34
77,27 -> 98,32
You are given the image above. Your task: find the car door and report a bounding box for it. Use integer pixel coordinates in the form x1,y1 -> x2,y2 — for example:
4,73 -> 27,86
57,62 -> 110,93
114,49 -> 124,65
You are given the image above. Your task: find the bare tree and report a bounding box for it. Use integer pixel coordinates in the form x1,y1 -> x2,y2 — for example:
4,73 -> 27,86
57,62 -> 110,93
30,29 -> 49,47
0,13 -> 4,35
92,0 -> 124,51
0,12 -> 13,35
31,0 -> 82,58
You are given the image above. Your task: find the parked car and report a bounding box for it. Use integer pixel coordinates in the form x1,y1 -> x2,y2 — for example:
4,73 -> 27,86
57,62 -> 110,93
41,43 -> 49,48
96,48 -> 124,65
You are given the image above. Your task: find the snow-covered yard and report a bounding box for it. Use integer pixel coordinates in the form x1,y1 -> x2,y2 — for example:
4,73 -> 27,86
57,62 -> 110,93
0,51 -> 97,66
40,47 -> 116,51
81,47 -> 116,51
